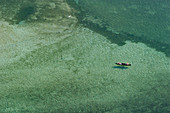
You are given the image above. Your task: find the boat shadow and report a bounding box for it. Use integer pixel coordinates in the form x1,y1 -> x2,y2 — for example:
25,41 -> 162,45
112,66 -> 128,70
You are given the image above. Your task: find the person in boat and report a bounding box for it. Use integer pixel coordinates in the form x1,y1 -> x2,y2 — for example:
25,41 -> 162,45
115,62 -> 131,66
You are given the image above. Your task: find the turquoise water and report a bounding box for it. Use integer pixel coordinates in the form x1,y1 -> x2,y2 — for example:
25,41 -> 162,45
0,0 -> 170,112
73,0 -> 170,57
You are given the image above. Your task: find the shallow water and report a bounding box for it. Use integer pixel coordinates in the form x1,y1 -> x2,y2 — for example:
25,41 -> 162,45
0,0 -> 170,112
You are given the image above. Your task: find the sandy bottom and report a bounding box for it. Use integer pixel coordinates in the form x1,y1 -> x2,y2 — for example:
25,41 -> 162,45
0,24 -> 169,112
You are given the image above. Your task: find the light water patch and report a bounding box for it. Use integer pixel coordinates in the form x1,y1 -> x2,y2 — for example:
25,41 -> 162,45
0,26 -> 169,112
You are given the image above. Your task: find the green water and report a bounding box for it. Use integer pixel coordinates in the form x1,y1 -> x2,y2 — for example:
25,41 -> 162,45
0,0 -> 169,112
74,0 -> 170,57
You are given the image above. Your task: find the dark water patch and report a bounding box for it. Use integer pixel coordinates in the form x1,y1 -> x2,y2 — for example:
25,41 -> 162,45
66,0 -> 170,57
14,5 -> 36,24
79,18 -> 170,57
0,0 -> 37,24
